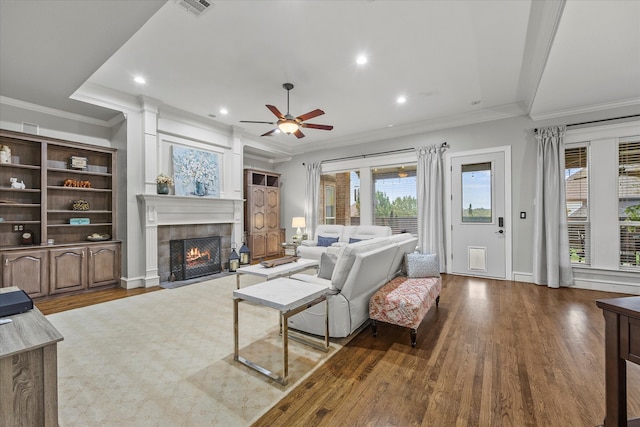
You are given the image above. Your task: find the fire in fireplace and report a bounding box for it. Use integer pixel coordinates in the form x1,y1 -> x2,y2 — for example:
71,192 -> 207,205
170,236 -> 222,281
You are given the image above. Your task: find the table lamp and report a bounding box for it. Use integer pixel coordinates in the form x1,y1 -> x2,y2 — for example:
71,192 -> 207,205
292,217 -> 306,241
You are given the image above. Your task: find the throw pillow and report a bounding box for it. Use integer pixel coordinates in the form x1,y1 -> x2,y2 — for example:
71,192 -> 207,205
405,253 -> 440,278
317,252 -> 338,280
317,235 -> 339,247
348,237 -> 364,244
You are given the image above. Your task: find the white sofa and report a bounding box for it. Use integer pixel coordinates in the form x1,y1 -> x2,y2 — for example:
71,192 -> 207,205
288,233 -> 418,338
296,224 -> 392,261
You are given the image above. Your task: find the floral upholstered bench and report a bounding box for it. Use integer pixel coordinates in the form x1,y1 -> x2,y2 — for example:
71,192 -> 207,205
369,275 -> 441,347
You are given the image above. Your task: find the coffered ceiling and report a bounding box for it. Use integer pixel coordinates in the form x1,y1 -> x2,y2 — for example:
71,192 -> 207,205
1,1 -> 638,159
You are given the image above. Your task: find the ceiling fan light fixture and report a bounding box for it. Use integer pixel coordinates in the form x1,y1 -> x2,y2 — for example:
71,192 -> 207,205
278,120 -> 299,134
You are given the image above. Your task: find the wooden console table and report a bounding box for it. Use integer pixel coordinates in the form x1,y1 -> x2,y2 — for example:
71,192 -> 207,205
0,287 -> 64,427
596,296 -> 640,427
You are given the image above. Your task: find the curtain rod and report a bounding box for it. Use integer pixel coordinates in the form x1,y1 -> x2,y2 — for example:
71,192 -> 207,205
302,142 -> 449,165
534,114 -> 639,133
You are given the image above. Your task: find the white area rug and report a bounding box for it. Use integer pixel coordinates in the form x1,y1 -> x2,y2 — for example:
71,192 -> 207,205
47,274 -> 343,426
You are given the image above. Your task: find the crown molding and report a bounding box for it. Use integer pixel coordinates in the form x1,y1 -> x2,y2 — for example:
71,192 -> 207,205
0,95 -> 112,127
529,97 -> 640,121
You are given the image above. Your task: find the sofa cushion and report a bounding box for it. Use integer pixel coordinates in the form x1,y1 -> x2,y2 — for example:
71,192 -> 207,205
405,253 -> 440,278
330,237 -> 391,290
318,252 -> 338,279
317,235 -> 339,247
349,237 -> 365,243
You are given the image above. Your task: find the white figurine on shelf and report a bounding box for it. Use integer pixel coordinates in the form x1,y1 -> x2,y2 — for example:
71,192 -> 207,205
10,177 -> 25,189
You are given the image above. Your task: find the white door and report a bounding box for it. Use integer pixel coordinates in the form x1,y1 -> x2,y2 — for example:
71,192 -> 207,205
450,150 -> 509,279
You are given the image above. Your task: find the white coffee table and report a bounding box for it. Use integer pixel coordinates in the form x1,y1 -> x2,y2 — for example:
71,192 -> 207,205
235,257 -> 318,289
233,277 -> 330,385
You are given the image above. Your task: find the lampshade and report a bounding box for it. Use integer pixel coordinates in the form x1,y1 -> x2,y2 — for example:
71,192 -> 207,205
278,120 -> 299,134
291,217 -> 306,228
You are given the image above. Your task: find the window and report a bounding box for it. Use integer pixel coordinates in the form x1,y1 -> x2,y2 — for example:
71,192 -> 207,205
324,186 -> 336,224
372,165 -> 417,234
320,170 -> 360,225
564,122 -> 640,275
619,138 -> 640,269
565,146 -> 590,264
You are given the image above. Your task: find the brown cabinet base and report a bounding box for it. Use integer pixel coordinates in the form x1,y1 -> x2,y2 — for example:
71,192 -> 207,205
1,242 -> 121,298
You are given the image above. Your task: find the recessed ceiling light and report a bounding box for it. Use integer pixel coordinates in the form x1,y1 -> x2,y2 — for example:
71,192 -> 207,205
134,76 -> 146,84
219,108 -> 228,115
356,55 -> 367,65
396,96 -> 406,104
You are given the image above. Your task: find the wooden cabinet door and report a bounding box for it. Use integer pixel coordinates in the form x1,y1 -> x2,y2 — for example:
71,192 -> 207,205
249,186 -> 266,232
266,231 -> 281,257
266,188 -> 280,232
88,243 -> 121,288
49,247 -> 86,295
250,233 -> 266,259
2,250 -> 48,297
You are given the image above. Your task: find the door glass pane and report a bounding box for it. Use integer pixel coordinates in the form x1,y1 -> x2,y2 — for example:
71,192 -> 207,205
461,162 -> 492,223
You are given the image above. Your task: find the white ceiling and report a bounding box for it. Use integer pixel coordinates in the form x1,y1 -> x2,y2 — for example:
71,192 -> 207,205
1,0 -> 639,159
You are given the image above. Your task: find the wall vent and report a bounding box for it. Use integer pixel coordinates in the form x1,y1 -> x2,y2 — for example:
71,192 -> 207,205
175,0 -> 212,16
22,122 -> 39,135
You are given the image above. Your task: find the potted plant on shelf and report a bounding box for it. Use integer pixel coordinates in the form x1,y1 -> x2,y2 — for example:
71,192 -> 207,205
156,173 -> 173,195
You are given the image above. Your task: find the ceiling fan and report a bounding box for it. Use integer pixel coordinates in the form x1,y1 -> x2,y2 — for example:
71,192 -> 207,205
240,83 -> 333,139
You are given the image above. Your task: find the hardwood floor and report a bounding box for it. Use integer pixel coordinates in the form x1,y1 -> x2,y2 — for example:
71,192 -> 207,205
254,274 -> 640,427
35,274 -> 640,426
35,286 -> 162,315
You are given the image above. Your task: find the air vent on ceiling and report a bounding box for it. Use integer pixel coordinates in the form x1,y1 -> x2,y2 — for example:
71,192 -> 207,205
176,0 -> 212,16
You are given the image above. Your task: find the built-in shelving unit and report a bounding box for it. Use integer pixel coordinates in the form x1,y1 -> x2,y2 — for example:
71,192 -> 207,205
0,129 -> 121,298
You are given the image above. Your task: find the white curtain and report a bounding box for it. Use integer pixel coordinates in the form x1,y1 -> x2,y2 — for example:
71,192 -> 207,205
304,162 -> 321,238
416,145 -> 446,271
533,126 -> 574,288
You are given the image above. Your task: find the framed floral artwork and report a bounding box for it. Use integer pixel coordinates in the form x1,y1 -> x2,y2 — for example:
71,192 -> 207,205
172,146 -> 220,197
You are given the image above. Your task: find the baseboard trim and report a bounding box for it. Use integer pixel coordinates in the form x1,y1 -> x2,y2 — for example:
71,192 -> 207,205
512,271 -> 640,295
119,276 -> 146,289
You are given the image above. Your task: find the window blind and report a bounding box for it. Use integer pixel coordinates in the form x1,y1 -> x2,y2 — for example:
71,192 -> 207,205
565,146 -> 590,264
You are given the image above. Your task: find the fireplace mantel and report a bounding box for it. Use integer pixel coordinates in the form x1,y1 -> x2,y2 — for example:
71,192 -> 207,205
137,194 -> 244,287
137,194 -> 244,226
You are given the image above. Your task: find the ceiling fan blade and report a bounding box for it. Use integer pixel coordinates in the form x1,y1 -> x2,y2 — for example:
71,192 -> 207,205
296,109 -> 324,122
301,123 -> 333,131
294,129 -> 305,139
261,129 -> 278,137
239,120 -> 275,124
266,105 -> 285,120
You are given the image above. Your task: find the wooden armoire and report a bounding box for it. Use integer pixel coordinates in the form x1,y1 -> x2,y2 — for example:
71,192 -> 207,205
244,169 -> 282,259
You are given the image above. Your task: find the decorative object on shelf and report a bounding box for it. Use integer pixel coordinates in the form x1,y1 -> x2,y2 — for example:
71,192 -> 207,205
229,243 -> 240,272
291,216 -> 306,242
47,238 -> 54,245
9,177 -> 25,189
87,233 -> 110,242
72,199 -> 90,211
69,155 -> 88,170
20,230 -> 33,245
239,233 -> 251,265
70,218 -> 90,225
0,145 -> 11,163
63,179 -> 92,188
156,173 -> 173,195
172,146 -> 220,198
